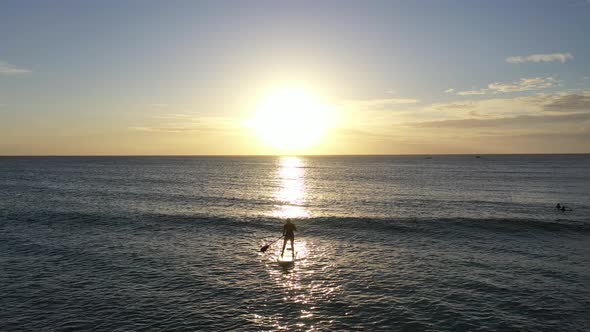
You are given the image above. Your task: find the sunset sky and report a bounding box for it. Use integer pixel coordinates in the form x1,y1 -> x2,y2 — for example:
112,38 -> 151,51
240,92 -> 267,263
1,0 -> 589,155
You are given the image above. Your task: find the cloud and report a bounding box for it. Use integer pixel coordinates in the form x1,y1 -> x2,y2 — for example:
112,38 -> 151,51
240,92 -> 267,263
507,130 -> 590,140
506,53 -> 573,64
132,115 -> 241,134
336,128 -> 399,140
387,91 -> 590,132
542,93 -> 590,112
419,91 -> 590,122
0,61 -> 32,75
456,89 -> 488,96
489,77 -> 558,92
412,112 -> 590,129
340,90 -> 590,153
433,102 -> 476,111
457,77 -> 558,96
444,88 -> 455,93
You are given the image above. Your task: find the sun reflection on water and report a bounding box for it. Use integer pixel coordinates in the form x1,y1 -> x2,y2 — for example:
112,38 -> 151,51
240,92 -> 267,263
272,157 -> 310,219
259,238 -> 340,331
258,157 -> 338,330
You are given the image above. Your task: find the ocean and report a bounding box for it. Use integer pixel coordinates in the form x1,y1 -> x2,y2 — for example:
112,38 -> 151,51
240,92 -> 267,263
1,155 -> 589,331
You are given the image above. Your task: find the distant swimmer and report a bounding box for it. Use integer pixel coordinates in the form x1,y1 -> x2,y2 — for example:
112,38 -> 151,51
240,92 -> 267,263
561,205 -> 566,212
281,219 -> 297,258
556,203 -> 561,210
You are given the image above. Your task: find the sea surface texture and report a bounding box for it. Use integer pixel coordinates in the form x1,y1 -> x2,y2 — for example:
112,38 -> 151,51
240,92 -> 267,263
1,155 -> 589,331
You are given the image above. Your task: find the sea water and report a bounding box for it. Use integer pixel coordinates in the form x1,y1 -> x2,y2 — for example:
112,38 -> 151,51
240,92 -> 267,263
1,155 -> 589,331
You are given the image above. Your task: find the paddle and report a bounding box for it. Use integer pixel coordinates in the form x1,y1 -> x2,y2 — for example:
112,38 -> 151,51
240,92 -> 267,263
260,236 -> 283,253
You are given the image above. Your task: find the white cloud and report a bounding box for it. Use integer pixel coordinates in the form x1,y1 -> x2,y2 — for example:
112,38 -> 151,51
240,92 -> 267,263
0,61 -> 32,75
488,77 -> 557,92
457,77 -> 558,96
457,89 -> 488,96
506,52 -> 573,64
444,88 -> 455,93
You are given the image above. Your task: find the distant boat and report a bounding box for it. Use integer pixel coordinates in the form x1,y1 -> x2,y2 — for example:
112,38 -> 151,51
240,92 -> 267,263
475,156 -> 481,158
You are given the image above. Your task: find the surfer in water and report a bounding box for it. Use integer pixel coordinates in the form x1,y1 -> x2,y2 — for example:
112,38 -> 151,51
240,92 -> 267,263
281,219 -> 297,258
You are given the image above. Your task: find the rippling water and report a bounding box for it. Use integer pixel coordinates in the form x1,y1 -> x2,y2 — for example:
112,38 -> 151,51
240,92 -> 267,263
1,155 -> 589,331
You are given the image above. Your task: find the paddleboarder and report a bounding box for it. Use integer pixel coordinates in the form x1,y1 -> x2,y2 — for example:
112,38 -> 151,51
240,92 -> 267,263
281,219 -> 297,257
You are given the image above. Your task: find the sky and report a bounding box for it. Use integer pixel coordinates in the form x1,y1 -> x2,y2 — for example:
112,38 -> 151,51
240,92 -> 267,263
1,0 -> 590,155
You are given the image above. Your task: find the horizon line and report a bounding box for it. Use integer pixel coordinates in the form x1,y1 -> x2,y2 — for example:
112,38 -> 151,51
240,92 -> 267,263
1,153 -> 589,157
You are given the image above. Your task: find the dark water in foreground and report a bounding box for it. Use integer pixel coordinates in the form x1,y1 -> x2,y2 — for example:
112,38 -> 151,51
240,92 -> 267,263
1,155 -> 589,331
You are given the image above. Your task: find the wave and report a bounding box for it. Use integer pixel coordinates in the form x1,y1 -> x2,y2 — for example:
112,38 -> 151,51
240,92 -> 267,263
3,209 -> 589,237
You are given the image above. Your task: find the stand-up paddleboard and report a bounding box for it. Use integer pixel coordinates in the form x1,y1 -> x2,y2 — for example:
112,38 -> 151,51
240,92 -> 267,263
277,252 -> 297,265
277,256 -> 296,265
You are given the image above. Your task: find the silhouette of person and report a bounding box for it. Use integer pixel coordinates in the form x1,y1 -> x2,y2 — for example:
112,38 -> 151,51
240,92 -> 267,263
281,219 -> 297,258
561,205 -> 566,212
556,203 -> 561,210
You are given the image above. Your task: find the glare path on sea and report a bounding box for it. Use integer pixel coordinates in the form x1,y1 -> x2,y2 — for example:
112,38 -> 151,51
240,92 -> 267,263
272,157 -> 310,219
258,156 -> 362,330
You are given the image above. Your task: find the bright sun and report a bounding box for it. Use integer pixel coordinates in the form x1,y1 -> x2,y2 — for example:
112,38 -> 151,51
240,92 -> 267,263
250,86 -> 333,152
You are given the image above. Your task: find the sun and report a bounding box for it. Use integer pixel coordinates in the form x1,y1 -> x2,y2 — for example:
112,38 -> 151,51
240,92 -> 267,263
250,85 -> 333,152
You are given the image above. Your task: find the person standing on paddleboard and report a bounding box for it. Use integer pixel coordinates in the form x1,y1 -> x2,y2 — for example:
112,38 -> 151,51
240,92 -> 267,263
281,219 -> 297,257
